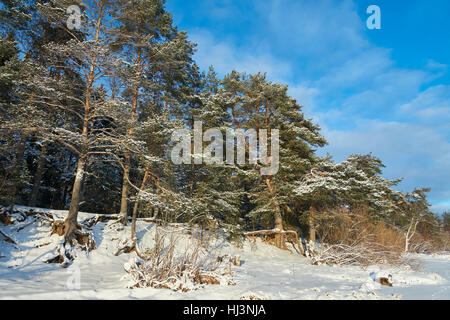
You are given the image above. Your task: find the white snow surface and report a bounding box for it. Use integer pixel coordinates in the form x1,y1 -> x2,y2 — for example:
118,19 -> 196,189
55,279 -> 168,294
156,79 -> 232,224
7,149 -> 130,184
0,206 -> 449,300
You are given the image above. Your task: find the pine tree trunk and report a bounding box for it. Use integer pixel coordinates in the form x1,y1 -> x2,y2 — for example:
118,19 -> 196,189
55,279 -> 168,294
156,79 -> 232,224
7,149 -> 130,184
10,133 -> 27,201
309,217 -> 316,243
273,209 -> 286,248
309,202 -> 316,243
29,142 -> 47,207
131,166 -> 149,245
63,99 -> 90,245
265,178 -> 286,249
119,50 -> 141,225
119,152 -> 131,225
63,156 -> 86,244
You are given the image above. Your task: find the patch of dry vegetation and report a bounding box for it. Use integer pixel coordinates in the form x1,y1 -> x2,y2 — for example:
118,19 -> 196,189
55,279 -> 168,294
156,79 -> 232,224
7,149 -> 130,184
307,211 -> 414,267
123,227 -> 237,291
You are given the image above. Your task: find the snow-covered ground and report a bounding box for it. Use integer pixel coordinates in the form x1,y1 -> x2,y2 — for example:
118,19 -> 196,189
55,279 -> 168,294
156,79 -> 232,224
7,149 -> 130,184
0,206 -> 449,300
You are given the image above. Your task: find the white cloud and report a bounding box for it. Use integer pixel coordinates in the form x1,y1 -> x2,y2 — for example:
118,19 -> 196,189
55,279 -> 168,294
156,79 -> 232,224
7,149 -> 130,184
262,0 -> 368,65
316,47 -> 393,89
189,29 -> 291,81
431,203 -> 450,215
288,84 -> 320,114
426,60 -> 448,77
180,0 -> 450,211
319,120 -> 450,207
339,67 -> 428,113
400,85 -> 450,121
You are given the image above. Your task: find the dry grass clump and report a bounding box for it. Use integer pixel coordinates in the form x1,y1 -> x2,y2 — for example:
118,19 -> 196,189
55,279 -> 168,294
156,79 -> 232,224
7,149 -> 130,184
309,211 -> 415,267
123,228 -> 236,291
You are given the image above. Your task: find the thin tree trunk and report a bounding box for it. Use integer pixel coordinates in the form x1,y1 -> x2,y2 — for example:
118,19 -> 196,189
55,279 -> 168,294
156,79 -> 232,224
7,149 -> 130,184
404,219 -> 418,253
309,202 -> 316,243
189,116 -> 195,197
10,133 -> 27,201
119,49 -> 141,225
63,52 -> 94,243
119,151 -> 131,225
27,22 -> 50,208
131,166 -> 150,245
29,142 -> 47,207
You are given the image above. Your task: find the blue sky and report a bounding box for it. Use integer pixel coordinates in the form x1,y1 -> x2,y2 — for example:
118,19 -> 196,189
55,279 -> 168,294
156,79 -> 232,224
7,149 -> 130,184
165,0 -> 450,214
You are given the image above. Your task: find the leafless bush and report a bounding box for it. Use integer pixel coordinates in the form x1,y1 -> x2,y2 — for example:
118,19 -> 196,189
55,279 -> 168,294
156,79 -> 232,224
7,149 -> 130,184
309,210 -> 415,267
409,238 -> 432,254
123,228 -> 235,291
409,230 -> 450,254
306,239 -> 409,267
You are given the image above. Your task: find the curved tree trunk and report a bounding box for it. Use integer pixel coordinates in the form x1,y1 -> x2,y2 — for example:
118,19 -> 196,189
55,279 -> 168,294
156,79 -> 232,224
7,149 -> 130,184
63,155 -> 86,244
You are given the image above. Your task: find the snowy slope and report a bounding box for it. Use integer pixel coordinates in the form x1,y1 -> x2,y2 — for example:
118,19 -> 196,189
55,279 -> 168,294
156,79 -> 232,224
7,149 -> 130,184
0,206 -> 449,300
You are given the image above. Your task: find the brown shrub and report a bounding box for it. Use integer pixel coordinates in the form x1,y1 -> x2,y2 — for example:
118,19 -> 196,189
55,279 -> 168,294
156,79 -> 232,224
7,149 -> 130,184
310,209 -> 413,267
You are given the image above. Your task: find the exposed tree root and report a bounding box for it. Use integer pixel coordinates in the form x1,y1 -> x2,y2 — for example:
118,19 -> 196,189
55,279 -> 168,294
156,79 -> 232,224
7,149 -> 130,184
140,218 -> 164,226
45,254 -> 64,264
35,242 -> 51,248
115,241 -> 157,260
51,220 -> 96,251
21,209 -> 54,222
0,210 -> 13,225
243,229 -> 305,255
0,207 -> 98,267
115,244 -> 136,256
51,220 -> 65,236
0,230 -> 16,245
44,218 -> 96,267
95,214 -> 123,224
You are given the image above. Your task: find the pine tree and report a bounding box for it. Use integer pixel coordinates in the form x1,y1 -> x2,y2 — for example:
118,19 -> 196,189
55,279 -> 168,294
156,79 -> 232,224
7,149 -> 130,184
294,154 -> 403,242
190,66 -> 244,233
113,0 -> 197,225
21,0 -> 127,245
214,71 -> 327,248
